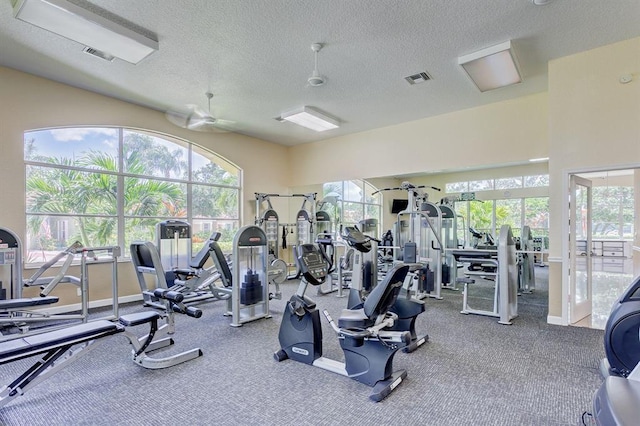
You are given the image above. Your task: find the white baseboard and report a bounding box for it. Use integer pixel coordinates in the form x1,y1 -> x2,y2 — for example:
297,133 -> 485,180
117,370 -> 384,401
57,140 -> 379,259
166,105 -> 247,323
547,315 -> 566,326
34,294 -> 143,315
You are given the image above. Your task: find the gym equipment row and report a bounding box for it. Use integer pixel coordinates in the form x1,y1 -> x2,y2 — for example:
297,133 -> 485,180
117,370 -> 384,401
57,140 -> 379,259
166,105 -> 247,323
1,227 -> 119,340
134,224 -> 284,327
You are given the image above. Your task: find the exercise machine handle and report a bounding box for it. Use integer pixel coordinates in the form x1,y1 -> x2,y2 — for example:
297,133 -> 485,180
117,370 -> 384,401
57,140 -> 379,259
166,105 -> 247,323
153,288 -> 185,303
171,304 -> 203,318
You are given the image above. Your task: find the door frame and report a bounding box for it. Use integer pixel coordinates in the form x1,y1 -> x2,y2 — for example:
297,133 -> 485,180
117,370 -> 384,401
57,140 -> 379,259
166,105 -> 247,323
569,174 -> 592,324
562,163 -> 640,326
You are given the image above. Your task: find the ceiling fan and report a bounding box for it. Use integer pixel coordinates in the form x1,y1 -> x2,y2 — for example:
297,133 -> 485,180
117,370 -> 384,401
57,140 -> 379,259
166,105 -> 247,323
165,92 -> 233,132
307,43 -> 326,87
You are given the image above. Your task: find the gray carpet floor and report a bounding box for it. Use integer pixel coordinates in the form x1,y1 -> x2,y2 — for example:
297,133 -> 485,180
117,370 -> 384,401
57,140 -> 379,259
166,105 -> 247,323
0,266 -> 605,425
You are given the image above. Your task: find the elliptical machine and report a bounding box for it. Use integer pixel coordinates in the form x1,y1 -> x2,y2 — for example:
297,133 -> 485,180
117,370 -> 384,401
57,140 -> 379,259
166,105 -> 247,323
600,276 -> 640,378
274,243 -> 411,402
592,275 -> 640,424
341,225 -> 428,353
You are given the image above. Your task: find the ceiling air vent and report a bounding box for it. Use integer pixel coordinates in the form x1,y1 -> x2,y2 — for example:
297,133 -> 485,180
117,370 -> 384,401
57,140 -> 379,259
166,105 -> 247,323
83,46 -> 115,62
405,71 -> 432,85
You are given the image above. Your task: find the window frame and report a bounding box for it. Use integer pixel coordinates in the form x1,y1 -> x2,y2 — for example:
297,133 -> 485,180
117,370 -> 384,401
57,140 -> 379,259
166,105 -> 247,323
24,126 -> 241,265
322,179 -> 382,230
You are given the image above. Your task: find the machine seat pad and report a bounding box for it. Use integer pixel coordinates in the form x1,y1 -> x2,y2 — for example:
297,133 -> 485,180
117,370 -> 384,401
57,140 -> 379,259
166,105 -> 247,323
0,296 -> 59,310
338,308 -> 374,329
0,320 -> 123,365
456,277 -> 476,284
119,311 -> 160,327
451,250 -> 493,260
172,268 -> 196,276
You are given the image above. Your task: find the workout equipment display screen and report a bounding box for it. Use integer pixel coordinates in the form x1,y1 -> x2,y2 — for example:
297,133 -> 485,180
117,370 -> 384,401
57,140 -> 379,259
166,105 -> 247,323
391,199 -> 408,213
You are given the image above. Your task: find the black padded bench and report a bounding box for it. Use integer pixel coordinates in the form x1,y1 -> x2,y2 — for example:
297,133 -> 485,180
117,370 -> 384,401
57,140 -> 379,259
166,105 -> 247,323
0,310 -> 201,408
0,319 -> 123,365
0,296 -> 59,310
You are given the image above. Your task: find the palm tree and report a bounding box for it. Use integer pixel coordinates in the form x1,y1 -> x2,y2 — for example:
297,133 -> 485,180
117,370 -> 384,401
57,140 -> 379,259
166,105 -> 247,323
26,149 -> 184,249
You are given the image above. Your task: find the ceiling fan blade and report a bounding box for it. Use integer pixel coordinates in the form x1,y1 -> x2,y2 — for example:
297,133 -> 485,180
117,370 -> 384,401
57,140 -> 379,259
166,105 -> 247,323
166,92 -> 234,133
187,117 -> 215,131
165,109 -> 193,129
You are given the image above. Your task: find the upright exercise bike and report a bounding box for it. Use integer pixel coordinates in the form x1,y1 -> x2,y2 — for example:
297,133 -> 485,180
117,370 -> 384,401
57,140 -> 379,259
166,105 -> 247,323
341,225 -> 428,353
274,243 -> 411,402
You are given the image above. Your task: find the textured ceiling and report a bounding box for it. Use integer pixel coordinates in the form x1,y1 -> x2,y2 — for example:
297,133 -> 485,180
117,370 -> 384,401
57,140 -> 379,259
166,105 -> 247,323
1,0 -> 639,146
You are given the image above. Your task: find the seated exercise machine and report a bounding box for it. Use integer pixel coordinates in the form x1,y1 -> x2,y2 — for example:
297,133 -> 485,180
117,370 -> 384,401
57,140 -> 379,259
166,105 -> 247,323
155,220 -> 231,303
341,225 -> 428,353
131,241 -> 204,319
592,275 -> 640,425
274,243 -> 412,402
451,225 -> 518,325
0,289 -> 202,408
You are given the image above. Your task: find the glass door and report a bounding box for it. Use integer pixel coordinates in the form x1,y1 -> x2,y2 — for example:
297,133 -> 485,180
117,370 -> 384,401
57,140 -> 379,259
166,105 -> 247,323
570,175 -> 592,324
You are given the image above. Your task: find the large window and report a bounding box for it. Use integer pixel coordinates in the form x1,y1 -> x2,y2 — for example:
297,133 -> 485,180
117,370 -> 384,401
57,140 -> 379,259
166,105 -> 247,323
446,174 -> 549,193
25,127 -> 241,263
592,186 -> 633,239
455,197 -> 549,241
322,180 -> 381,231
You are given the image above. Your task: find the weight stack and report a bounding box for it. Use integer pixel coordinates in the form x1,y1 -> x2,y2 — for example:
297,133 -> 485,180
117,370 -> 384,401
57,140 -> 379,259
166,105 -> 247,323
241,270 -> 263,305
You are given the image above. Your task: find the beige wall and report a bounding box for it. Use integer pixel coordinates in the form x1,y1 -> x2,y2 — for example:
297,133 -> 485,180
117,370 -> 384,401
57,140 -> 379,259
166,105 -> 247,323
289,92 -> 548,185
548,37 -> 640,318
0,66 -> 290,302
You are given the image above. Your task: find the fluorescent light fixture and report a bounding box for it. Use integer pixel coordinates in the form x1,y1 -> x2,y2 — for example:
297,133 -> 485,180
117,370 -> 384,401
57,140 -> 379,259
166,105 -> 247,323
13,0 -> 158,64
529,157 -> 549,163
280,106 -> 339,132
458,40 -> 522,92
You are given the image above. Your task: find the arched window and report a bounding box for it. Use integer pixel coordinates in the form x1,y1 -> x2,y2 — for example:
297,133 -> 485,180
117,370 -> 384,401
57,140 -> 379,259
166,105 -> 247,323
24,127 -> 241,263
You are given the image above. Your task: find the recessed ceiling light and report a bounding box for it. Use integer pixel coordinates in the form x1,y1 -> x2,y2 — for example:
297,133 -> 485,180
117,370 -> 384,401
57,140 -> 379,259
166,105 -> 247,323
458,40 -> 522,92
279,106 -> 339,132
531,0 -> 552,5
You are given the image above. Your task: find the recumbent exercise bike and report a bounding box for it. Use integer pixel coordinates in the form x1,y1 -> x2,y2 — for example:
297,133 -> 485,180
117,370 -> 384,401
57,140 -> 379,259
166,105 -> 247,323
274,243 -> 411,402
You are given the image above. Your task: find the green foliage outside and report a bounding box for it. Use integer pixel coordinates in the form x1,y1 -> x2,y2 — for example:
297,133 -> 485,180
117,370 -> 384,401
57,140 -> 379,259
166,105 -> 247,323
25,132 -> 239,257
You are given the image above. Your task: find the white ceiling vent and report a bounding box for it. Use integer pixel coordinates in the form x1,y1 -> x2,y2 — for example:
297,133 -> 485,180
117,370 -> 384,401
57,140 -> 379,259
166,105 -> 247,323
405,71 -> 432,85
83,46 -> 115,62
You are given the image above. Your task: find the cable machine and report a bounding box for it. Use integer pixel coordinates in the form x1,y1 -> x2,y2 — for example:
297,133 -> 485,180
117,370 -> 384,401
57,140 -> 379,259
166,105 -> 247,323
255,192 -> 317,280
374,182 -> 445,300
438,199 -> 459,291
255,193 -> 281,260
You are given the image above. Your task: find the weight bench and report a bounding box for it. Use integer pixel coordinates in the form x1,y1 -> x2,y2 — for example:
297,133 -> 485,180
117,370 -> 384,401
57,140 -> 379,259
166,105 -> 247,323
0,297 -> 60,338
0,305 -> 202,408
0,296 -> 59,310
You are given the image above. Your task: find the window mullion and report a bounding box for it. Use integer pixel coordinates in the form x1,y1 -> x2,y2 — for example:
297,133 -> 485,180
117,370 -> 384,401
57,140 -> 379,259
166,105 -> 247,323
117,128 -> 125,252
